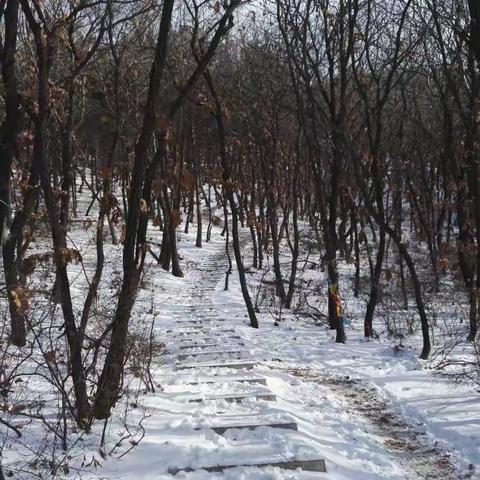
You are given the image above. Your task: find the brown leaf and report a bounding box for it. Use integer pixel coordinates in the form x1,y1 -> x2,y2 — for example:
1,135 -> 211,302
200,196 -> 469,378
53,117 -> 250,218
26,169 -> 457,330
9,287 -> 30,314
98,167 -> 111,179
44,351 -> 56,364
54,248 -> 82,267
139,199 -> 148,214
179,170 -> 196,193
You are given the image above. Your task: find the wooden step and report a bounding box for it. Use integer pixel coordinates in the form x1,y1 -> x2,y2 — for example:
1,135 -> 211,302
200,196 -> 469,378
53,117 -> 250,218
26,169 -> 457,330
188,392 -> 276,403
184,376 -> 267,386
197,421 -> 298,435
178,349 -> 247,361
167,328 -> 236,335
167,327 -> 230,334
177,360 -> 256,370
168,458 -> 327,475
178,342 -> 245,350
177,335 -> 242,345
175,318 -> 225,324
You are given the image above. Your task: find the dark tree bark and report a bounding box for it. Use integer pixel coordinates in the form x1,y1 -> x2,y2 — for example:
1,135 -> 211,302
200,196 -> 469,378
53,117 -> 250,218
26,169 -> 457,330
469,1 -> 480,63
285,191 -> 300,309
0,0 -> 26,347
352,205 -> 361,298
195,181 -> 202,248
223,200 -> 232,290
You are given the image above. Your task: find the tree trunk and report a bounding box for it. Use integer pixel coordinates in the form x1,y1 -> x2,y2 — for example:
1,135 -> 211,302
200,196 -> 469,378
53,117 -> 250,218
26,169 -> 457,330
353,206 -> 361,298
93,0 -> 175,419
20,0 -> 92,424
224,202 -> 232,290
398,241 -> 431,359
195,181 -> 202,248
203,68 -> 259,328
467,287 -> 478,342
1,0 -> 26,347
364,229 -> 385,338
228,190 -> 259,328
285,194 -> 299,309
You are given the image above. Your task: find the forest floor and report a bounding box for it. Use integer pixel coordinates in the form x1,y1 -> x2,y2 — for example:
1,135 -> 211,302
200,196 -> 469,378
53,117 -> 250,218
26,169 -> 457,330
1,210 -> 480,479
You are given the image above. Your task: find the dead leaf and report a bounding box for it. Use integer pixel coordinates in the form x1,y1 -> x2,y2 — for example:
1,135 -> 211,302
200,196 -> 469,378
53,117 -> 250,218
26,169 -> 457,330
139,199 -> 148,214
44,351 -> 55,364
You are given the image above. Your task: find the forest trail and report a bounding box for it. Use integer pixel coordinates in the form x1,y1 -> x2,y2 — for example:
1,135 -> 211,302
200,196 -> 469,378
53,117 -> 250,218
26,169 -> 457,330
4,2 -> 480,478
114,235 -> 472,479
151,244 -> 328,476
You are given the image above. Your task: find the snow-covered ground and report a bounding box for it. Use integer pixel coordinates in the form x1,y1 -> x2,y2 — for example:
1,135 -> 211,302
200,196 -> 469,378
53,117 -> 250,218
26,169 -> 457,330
1,203 -> 479,479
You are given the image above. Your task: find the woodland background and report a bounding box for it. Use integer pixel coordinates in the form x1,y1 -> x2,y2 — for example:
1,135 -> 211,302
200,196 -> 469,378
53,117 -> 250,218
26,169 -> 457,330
1,0 -> 480,477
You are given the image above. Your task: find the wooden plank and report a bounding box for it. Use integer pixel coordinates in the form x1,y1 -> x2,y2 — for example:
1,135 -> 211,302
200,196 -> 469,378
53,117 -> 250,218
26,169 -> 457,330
166,327 -> 229,334
185,376 -> 267,386
166,328 -> 236,335
176,318 -> 225,324
178,349 -> 247,361
188,393 -> 276,403
177,335 -> 242,345
196,422 -> 298,435
177,361 -> 256,370
178,342 -> 245,350
168,459 -> 327,475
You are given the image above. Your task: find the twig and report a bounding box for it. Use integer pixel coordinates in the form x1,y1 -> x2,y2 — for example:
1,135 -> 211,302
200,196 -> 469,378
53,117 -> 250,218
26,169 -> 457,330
0,416 -> 22,438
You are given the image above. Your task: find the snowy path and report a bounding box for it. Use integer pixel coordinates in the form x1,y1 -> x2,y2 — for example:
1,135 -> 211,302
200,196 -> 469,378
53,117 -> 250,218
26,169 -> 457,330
96,230 -> 475,480
150,247 -> 326,477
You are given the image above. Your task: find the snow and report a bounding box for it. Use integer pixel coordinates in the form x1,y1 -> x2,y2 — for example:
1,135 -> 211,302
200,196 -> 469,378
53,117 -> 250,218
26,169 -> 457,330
239,317 -> 480,469
1,198 -> 479,479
